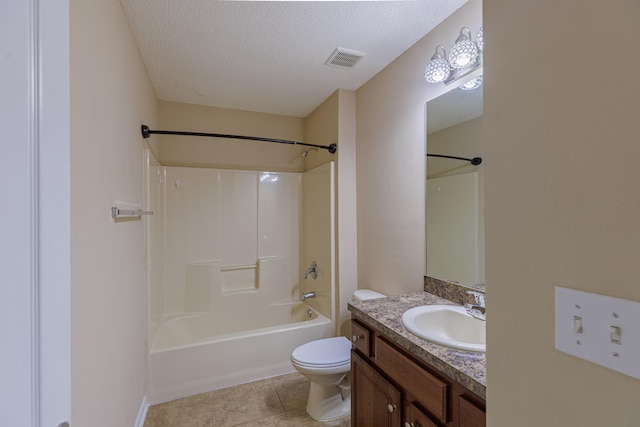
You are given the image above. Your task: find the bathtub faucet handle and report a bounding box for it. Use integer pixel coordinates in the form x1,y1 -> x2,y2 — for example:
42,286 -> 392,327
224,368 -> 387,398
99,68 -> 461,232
304,261 -> 318,280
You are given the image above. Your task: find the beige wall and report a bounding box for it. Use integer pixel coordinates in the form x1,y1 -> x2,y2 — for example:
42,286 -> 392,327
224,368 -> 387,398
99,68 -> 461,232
70,0 -> 157,425
356,0 -> 482,296
336,90 -> 358,336
156,101 -> 306,172
305,90 -> 358,336
485,1 -> 640,425
304,92 -> 339,321
304,90 -> 339,171
301,163 -> 335,319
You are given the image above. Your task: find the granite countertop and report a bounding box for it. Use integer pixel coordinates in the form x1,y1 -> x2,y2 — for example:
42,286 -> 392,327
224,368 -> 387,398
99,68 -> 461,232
348,291 -> 486,400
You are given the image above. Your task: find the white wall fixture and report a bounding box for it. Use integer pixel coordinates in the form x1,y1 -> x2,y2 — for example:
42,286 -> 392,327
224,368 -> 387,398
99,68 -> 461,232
555,286 -> 640,380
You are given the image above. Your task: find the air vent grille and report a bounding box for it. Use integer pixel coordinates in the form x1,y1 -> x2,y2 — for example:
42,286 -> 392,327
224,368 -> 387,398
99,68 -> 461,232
325,48 -> 366,69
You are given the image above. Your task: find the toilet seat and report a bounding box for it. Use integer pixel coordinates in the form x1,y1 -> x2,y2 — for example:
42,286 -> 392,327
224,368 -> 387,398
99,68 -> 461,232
291,336 -> 351,368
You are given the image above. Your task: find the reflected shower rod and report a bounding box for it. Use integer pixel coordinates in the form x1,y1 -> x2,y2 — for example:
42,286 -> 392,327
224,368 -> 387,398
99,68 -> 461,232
141,124 -> 337,154
427,153 -> 482,165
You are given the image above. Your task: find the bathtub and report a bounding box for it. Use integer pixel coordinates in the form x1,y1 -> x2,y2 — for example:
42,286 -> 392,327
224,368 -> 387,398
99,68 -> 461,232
148,301 -> 334,403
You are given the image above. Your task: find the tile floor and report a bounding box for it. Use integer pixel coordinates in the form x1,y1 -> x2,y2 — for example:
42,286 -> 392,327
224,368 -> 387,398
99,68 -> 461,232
143,372 -> 351,427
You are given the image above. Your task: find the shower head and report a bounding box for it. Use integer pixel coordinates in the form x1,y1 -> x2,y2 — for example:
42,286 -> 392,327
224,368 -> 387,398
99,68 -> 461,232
301,147 -> 319,158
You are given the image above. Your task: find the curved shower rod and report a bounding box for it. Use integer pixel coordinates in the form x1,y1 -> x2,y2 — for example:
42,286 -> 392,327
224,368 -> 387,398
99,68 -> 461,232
141,124 -> 337,154
427,153 -> 482,165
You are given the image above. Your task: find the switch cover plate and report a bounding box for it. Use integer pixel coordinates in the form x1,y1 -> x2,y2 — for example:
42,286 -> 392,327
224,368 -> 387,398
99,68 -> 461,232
555,286 -> 640,380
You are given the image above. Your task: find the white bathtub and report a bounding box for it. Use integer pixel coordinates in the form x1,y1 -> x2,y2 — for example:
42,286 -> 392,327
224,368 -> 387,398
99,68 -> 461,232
148,301 -> 334,403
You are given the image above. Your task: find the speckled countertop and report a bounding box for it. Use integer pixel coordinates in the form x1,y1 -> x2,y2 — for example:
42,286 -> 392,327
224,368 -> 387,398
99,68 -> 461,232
348,291 -> 486,400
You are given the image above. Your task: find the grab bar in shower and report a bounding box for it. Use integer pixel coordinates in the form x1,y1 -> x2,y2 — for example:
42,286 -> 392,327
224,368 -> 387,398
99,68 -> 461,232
220,263 -> 258,272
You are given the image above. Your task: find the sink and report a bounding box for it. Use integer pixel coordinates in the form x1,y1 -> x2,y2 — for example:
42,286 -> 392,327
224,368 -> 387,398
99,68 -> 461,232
401,305 -> 486,352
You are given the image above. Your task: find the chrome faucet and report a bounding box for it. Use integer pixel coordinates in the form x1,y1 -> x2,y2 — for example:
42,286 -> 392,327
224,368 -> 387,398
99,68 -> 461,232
465,290 -> 486,321
300,291 -> 316,301
304,261 -> 318,279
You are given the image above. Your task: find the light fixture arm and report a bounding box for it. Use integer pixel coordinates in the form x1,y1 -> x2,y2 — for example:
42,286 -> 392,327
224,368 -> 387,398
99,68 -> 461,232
431,45 -> 447,60
455,27 -> 473,44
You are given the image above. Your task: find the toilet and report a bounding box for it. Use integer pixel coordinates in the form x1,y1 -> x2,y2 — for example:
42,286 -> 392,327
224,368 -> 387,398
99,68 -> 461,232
290,289 -> 386,421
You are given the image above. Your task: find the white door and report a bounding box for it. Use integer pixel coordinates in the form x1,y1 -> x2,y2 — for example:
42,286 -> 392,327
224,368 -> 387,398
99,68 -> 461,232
0,0 -> 71,425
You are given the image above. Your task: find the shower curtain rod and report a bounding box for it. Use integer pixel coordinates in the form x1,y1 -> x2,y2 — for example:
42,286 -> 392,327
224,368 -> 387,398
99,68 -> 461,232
141,124 -> 337,154
427,153 -> 482,165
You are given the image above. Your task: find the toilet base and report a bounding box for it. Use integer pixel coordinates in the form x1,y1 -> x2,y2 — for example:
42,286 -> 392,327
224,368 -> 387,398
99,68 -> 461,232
305,382 -> 351,422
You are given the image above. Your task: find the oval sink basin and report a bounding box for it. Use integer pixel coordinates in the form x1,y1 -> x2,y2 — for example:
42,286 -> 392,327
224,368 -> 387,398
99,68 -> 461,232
401,305 -> 486,352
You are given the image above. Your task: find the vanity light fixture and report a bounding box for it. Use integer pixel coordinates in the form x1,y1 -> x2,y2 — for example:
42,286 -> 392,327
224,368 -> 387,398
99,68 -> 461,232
448,27 -> 478,68
424,45 -> 451,83
459,76 -> 483,91
424,26 -> 482,86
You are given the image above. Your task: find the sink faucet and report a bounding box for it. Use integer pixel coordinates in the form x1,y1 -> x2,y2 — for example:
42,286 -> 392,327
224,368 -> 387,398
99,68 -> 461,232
301,291 -> 316,301
465,290 -> 486,321
304,261 -> 318,279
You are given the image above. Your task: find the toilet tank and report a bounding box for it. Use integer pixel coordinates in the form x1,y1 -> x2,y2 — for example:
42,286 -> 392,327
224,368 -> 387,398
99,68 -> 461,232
352,289 -> 386,304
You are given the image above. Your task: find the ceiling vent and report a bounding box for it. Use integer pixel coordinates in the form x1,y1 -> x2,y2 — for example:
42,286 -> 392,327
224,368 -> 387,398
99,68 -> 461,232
325,47 -> 366,69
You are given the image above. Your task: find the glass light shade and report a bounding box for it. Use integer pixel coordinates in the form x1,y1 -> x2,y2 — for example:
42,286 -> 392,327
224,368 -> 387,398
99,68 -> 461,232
459,76 -> 482,91
448,27 -> 478,69
477,27 -> 484,51
424,45 -> 451,83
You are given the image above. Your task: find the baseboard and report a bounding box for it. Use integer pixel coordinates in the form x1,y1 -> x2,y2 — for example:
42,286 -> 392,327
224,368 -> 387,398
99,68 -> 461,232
135,395 -> 149,427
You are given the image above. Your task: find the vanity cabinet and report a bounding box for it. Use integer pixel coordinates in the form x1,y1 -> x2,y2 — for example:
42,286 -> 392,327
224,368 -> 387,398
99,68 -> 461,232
352,350 -> 402,427
350,319 -> 485,427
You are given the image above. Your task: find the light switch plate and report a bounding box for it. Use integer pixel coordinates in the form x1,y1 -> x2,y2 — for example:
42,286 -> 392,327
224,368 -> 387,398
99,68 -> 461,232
555,286 -> 640,380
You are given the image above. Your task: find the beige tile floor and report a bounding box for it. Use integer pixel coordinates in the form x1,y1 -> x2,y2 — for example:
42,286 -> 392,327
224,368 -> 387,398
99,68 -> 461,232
144,372 -> 351,427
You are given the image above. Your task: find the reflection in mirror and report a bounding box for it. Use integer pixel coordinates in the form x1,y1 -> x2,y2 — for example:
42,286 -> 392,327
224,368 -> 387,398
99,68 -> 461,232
426,81 -> 484,287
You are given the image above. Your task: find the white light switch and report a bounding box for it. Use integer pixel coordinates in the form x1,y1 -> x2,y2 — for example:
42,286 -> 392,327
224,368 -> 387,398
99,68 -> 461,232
610,325 -> 622,345
573,316 -> 583,334
555,286 -> 640,380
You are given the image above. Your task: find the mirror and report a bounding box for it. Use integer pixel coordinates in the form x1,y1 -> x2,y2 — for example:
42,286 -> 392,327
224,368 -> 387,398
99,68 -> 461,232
426,82 -> 484,287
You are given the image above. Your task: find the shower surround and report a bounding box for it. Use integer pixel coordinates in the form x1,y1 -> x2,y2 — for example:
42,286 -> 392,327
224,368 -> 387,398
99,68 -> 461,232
144,154 -> 335,402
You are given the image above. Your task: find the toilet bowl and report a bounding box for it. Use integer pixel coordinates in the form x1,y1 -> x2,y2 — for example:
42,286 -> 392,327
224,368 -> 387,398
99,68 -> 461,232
290,289 -> 386,421
290,336 -> 351,421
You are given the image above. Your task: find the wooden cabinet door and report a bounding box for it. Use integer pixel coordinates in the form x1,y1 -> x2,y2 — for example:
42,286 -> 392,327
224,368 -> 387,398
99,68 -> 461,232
351,350 -> 402,427
458,395 -> 486,427
405,401 -> 440,427
375,338 -> 449,424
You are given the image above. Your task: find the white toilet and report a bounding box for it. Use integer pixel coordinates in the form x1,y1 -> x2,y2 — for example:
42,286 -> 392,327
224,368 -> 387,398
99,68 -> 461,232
290,289 -> 386,421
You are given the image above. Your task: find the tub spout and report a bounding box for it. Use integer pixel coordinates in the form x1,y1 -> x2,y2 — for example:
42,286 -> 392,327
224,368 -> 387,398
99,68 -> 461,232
301,291 -> 316,301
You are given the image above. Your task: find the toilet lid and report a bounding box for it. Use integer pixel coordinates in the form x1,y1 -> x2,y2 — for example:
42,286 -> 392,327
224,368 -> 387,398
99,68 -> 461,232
291,336 -> 351,367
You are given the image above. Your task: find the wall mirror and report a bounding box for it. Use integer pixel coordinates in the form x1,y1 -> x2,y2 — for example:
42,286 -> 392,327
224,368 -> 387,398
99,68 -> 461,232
426,80 -> 484,287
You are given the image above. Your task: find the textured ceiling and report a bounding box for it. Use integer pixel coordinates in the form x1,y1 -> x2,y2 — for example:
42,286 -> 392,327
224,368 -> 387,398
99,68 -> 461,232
119,0 -> 468,118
